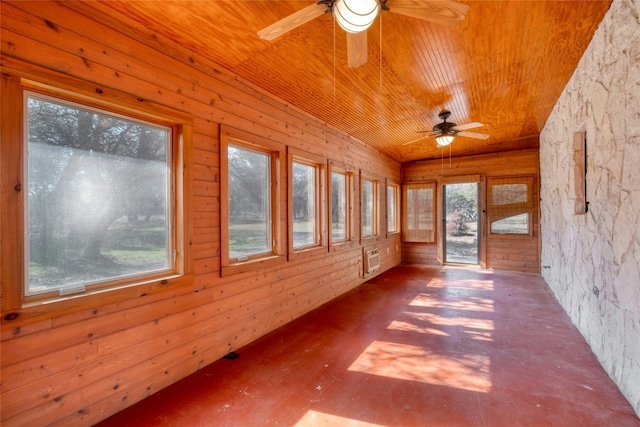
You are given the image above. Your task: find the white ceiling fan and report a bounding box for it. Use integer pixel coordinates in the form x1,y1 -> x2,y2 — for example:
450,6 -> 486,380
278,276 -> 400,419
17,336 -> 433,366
405,110 -> 490,147
257,0 -> 469,68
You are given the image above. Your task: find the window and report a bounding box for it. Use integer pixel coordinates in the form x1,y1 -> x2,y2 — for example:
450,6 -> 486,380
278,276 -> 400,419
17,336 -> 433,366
387,182 -> 399,234
228,145 -> 272,258
487,176 -> 534,235
292,162 -> 317,248
25,93 -> 173,297
402,182 -> 436,243
331,171 -> 348,242
220,126 -> 285,274
1,77 -> 192,314
289,148 -> 326,255
361,176 -> 379,239
329,162 -> 354,247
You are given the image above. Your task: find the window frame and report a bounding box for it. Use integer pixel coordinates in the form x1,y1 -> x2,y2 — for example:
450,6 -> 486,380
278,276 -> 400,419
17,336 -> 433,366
360,172 -> 381,243
220,125 -> 286,276
327,160 -> 356,251
402,181 -> 437,243
487,176 -> 535,237
287,147 -> 327,259
386,180 -> 400,236
1,75 -> 194,323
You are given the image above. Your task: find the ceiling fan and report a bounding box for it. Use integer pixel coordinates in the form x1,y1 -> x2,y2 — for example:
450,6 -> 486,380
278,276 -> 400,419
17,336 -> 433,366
257,0 -> 469,68
407,110 -> 490,147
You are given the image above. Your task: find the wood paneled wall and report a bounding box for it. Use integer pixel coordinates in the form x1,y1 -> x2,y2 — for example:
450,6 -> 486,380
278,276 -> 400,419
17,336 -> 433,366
0,2 -> 401,425
402,147 -> 540,273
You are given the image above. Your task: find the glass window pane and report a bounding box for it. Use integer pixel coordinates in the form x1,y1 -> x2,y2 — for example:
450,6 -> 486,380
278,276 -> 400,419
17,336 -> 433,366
362,179 -> 374,237
228,145 -> 271,259
26,94 -> 171,296
293,162 -> 317,248
331,172 -> 347,242
488,177 -> 533,236
491,213 -> 530,234
387,185 -> 398,233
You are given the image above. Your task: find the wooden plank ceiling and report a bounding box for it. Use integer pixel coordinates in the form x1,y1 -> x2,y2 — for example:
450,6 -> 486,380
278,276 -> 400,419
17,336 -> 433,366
92,0 -> 610,162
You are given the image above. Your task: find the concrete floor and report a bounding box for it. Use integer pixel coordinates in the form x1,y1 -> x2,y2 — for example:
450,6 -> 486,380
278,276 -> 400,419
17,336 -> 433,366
96,265 -> 640,426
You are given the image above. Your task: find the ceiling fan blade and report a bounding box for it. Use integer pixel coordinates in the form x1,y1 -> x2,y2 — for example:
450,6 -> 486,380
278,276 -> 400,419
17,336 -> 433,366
347,31 -> 368,68
403,135 -> 429,145
386,0 -> 469,27
258,3 -> 327,41
452,121 -> 484,131
457,131 -> 490,139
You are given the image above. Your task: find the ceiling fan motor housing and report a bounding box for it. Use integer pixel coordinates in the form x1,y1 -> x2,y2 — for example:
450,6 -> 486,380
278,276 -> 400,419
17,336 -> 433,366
433,110 -> 457,134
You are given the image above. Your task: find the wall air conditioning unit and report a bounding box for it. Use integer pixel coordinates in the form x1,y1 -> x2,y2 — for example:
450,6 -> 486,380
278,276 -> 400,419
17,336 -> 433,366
364,248 -> 380,275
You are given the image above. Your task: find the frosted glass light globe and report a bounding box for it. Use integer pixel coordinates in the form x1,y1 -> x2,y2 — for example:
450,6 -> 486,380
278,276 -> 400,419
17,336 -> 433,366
333,0 -> 380,33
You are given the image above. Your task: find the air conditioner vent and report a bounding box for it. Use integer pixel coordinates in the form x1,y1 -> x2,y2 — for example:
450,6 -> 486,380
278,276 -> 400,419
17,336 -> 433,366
365,248 -> 380,274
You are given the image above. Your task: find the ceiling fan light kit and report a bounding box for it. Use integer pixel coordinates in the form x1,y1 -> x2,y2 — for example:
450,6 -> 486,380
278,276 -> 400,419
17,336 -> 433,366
333,0 -> 381,33
435,134 -> 455,147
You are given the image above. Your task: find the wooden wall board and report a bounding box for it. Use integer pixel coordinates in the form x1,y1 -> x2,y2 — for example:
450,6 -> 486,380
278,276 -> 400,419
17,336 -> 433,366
0,0 -> 554,423
402,148 -> 540,273
0,2 -> 402,425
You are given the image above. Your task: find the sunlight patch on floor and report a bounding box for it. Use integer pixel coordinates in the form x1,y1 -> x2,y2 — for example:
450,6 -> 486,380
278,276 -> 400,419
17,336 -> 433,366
409,294 -> 495,313
294,410 -> 386,427
408,311 -> 494,330
389,312 -> 494,341
428,277 -> 495,291
387,319 -> 450,336
348,340 -> 492,393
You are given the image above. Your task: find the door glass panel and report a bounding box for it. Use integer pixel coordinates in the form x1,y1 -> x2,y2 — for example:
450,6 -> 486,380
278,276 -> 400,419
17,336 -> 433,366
443,182 -> 479,264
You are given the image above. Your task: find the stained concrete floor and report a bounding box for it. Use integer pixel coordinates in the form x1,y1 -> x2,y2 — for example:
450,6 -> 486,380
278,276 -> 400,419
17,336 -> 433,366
96,265 -> 640,426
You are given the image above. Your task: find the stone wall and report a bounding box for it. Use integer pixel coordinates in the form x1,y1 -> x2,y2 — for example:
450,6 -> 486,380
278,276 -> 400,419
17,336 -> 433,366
540,0 -> 640,416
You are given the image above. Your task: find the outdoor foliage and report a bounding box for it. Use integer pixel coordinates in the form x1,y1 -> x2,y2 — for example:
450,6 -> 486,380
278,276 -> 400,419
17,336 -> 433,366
445,183 -> 478,223
446,210 -> 469,236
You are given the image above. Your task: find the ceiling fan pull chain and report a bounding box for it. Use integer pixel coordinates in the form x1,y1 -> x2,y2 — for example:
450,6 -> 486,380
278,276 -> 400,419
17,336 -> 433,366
333,16 -> 336,101
379,11 -> 383,90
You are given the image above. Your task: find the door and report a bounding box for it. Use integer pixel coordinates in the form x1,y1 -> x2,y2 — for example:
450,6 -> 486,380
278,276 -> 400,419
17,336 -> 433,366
443,182 -> 479,264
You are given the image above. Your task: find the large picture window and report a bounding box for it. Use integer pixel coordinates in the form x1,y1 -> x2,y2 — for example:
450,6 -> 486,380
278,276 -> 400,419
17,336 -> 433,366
25,93 -> 173,296
402,182 -> 436,243
1,76 -> 192,316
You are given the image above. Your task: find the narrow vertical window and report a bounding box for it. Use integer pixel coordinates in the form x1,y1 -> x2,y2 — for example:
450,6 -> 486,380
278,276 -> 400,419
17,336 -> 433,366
292,161 -> 318,249
25,93 -> 173,297
387,183 -> 399,234
361,177 -> 378,238
331,171 -> 348,243
328,161 -> 354,249
227,145 -> 272,259
220,126 -> 285,275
